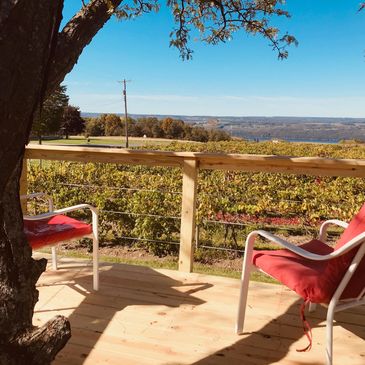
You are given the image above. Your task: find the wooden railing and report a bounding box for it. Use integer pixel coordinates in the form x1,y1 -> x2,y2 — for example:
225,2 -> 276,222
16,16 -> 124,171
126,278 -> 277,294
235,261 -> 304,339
22,144 -> 365,272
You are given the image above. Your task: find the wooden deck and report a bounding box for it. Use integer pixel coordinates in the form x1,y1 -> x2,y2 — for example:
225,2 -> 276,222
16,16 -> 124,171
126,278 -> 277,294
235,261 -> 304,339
33,255 -> 365,365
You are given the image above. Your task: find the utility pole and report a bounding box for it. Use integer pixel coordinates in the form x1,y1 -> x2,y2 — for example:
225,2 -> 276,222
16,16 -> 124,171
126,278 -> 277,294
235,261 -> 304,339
118,79 -> 131,148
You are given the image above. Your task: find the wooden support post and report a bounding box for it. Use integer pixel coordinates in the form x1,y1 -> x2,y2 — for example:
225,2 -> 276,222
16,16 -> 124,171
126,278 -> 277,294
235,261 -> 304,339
179,159 -> 198,272
20,158 -> 28,213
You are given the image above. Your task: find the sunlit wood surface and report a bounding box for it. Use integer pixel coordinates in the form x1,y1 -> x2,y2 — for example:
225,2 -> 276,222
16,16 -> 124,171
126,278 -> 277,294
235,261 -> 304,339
33,255 -> 365,365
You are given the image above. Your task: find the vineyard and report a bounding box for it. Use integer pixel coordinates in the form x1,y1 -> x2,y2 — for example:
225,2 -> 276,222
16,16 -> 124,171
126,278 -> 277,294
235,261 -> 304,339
27,140 -> 365,261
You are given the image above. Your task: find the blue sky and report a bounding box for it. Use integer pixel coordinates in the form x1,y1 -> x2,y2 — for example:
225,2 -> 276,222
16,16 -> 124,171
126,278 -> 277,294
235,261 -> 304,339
63,1 -> 365,117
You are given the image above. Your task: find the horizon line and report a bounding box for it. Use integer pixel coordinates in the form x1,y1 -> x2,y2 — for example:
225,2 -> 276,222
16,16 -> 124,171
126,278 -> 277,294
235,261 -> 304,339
80,112 -> 365,120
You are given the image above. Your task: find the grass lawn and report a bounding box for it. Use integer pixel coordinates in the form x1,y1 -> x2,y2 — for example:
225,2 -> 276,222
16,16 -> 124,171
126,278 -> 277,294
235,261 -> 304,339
29,136 -> 181,148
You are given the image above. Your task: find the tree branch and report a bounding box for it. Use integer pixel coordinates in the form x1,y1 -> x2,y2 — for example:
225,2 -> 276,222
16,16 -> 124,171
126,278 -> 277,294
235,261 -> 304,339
168,0 -> 296,60
47,0 -> 124,95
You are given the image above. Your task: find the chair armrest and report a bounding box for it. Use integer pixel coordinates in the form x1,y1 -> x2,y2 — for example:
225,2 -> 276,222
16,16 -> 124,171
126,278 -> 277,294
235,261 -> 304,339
23,204 -> 98,220
246,230 -> 322,260
20,192 -> 48,200
20,192 -> 54,211
245,229 -> 365,261
319,219 -> 349,241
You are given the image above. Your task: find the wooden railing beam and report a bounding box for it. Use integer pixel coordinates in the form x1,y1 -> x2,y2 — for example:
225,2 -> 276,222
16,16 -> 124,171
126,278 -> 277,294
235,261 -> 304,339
25,145 -> 365,177
198,155 -> 365,177
24,145 -> 186,167
179,159 -> 198,272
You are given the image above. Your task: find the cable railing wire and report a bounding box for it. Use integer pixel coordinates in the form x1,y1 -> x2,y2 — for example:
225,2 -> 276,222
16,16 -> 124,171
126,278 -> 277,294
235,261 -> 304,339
29,163 -> 342,253
116,236 -> 180,246
61,182 -> 182,195
101,210 -> 180,220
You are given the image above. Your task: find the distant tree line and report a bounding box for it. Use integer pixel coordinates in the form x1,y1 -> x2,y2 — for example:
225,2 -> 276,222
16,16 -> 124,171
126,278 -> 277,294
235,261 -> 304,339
31,85 -> 85,143
31,87 -> 231,143
85,114 -> 231,142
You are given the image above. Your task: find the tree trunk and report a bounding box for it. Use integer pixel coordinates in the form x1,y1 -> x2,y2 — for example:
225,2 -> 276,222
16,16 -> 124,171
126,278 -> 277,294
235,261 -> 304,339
0,0 -> 124,362
0,1 -> 71,363
0,159 -> 71,364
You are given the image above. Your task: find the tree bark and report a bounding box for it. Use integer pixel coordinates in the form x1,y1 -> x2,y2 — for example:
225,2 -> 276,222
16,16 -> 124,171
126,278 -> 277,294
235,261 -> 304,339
48,0 -> 123,95
0,0 -> 125,363
0,1 -> 71,363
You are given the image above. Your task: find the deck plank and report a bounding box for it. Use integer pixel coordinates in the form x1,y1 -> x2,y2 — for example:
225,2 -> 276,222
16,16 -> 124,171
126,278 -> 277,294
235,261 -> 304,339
33,255 -> 365,365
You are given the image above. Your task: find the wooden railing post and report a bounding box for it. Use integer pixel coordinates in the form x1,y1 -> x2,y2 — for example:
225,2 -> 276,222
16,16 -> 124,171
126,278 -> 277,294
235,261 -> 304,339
179,159 -> 198,272
20,158 -> 28,213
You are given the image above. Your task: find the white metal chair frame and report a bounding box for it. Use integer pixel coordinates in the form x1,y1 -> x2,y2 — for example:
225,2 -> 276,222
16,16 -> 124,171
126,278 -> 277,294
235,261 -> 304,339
22,193 -> 99,291
236,219 -> 365,365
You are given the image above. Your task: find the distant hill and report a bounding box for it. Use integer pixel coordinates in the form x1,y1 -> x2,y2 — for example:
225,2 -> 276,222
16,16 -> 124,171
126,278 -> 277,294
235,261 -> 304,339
81,112 -> 365,124
81,113 -> 365,143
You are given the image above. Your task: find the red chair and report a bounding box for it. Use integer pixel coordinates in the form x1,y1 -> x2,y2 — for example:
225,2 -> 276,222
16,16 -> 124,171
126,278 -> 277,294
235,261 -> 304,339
22,193 -> 99,291
236,205 -> 365,365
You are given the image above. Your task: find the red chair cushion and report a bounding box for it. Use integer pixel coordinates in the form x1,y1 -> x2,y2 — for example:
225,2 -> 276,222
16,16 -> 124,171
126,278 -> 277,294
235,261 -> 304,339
252,239 -> 363,303
24,215 -> 92,249
334,204 -> 365,299
336,203 -> 365,250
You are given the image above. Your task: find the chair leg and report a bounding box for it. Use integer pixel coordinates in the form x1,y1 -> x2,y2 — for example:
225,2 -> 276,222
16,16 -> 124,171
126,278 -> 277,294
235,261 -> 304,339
308,302 -> 317,312
92,213 -> 99,291
236,233 -> 256,334
326,302 -> 335,365
92,236 -> 99,291
51,246 -> 58,270
236,263 -> 251,334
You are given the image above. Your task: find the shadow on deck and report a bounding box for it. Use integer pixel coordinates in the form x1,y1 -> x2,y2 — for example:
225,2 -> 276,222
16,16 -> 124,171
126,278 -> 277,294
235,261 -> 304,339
33,255 -> 365,365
